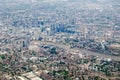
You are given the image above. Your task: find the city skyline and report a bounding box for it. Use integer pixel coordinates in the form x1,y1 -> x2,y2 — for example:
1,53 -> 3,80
0,0 -> 120,80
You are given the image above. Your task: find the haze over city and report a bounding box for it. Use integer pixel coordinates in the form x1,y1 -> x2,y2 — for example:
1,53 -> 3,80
0,0 -> 120,80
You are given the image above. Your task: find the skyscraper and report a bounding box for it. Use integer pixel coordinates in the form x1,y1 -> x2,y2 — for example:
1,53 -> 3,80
46,27 -> 51,36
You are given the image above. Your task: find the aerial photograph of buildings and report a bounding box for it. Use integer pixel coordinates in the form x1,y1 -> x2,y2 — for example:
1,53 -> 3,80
0,0 -> 120,80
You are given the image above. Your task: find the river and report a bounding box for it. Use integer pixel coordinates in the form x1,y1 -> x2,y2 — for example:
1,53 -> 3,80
34,41 -> 120,61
